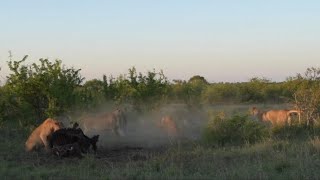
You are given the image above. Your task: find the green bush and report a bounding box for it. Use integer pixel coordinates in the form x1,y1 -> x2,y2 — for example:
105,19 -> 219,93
6,57 -> 83,125
271,124 -> 320,140
202,114 -> 269,146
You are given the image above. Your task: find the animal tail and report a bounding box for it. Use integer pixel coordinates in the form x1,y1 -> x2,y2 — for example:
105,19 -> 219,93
288,110 -> 302,114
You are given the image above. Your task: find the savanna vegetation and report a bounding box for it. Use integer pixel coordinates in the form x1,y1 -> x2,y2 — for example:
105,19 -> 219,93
1,55 -> 320,179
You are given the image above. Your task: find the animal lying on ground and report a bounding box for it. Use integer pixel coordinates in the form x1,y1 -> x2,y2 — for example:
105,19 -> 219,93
82,108 -> 127,136
49,123 -> 99,158
25,118 -> 63,152
250,107 -> 301,126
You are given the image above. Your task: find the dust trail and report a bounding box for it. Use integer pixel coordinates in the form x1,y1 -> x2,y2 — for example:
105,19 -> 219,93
60,103 -> 209,149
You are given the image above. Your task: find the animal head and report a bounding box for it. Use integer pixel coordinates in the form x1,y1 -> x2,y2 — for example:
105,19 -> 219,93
250,107 -> 260,116
80,134 -> 100,153
47,119 -> 64,132
157,116 -> 171,127
160,116 -> 177,128
161,116 -> 173,124
113,108 -> 123,115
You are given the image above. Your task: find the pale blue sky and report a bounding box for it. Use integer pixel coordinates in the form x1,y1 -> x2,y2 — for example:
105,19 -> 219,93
0,0 -> 319,82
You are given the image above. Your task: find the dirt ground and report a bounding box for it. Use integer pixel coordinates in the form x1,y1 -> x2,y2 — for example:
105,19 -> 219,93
95,146 -> 166,162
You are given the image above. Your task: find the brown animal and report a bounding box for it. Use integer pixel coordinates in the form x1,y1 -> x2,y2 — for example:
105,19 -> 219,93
158,116 -> 179,137
250,107 -> 301,126
82,108 -> 127,136
25,118 -> 63,152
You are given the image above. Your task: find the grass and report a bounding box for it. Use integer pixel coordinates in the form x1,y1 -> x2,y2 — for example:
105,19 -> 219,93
2,103 -> 320,179
2,126 -> 320,180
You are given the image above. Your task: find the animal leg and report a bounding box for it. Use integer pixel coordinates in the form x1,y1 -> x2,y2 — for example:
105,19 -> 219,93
25,141 -> 35,152
288,116 -> 292,126
40,133 -> 50,152
117,129 -> 125,137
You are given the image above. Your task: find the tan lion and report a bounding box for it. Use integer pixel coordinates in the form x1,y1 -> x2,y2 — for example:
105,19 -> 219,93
82,108 -> 127,136
158,115 -> 179,138
250,107 -> 301,126
25,118 -> 63,152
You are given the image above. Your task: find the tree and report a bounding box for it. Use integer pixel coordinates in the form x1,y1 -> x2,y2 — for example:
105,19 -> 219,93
133,69 -> 170,111
6,56 -> 83,124
238,77 -> 271,103
290,67 -> 320,125
74,79 -> 106,110
202,83 -> 240,104
188,75 -> 209,84
185,75 -> 209,107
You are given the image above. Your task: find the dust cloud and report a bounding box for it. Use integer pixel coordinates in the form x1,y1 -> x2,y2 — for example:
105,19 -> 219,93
60,103 -> 209,149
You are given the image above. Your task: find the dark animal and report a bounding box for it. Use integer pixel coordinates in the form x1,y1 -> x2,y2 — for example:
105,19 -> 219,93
49,123 -> 99,157
52,143 -> 83,158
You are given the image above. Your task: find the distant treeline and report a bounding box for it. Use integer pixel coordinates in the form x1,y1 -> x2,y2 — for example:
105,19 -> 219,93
0,56 -> 319,126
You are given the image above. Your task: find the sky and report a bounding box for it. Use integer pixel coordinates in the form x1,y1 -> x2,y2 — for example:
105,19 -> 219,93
0,0 -> 319,83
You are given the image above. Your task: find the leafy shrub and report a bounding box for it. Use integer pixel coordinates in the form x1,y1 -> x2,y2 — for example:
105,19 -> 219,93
271,124 -> 320,140
202,113 -> 269,146
6,57 -> 83,124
